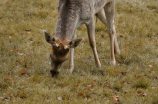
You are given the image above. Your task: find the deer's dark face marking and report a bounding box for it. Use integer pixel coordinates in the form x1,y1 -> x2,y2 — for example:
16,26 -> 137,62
50,43 -> 69,73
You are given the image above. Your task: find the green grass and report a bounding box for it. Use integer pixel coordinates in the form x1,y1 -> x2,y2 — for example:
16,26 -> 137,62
0,0 -> 158,103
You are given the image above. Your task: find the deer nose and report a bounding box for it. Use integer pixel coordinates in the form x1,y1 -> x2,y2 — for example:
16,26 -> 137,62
50,70 -> 59,77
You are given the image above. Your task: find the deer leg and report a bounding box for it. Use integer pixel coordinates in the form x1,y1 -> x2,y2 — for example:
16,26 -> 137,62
68,35 -> 75,73
68,48 -> 74,73
96,9 -> 108,27
86,18 -> 101,68
97,8 -> 120,55
104,2 -> 117,65
113,25 -> 120,55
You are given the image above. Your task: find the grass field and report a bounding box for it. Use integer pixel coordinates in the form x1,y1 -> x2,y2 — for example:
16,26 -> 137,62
0,0 -> 158,103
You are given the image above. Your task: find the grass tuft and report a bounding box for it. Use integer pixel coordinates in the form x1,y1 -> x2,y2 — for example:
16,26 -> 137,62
133,78 -> 149,89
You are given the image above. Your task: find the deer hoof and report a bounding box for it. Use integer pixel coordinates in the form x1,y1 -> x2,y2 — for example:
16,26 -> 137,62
96,63 -> 101,68
68,67 -> 74,74
50,70 -> 59,77
111,61 -> 116,66
96,61 -> 101,68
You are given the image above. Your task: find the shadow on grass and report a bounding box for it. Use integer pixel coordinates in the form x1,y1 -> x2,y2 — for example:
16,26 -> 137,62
132,78 -> 149,89
90,69 -> 105,76
152,100 -> 158,104
117,54 -> 142,66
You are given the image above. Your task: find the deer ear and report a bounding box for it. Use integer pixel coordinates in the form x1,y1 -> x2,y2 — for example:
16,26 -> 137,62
69,38 -> 83,48
44,31 -> 55,44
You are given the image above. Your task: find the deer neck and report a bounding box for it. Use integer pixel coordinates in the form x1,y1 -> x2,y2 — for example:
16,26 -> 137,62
55,4 -> 79,41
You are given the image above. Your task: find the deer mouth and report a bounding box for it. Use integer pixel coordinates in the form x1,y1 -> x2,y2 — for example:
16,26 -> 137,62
50,70 -> 59,77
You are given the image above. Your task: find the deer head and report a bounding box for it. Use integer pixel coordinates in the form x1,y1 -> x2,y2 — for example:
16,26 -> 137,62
44,31 -> 82,77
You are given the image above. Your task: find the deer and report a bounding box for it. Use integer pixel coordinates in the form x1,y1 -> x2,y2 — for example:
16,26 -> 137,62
44,0 -> 120,77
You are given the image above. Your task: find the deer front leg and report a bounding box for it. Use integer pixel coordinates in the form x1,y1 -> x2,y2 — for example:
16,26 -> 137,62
68,34 -> 76,73
68,48 -> 74,73
86,18 -> 101,68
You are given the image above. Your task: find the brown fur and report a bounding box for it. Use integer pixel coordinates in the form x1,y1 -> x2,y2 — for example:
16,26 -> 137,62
44,0 -> 120,76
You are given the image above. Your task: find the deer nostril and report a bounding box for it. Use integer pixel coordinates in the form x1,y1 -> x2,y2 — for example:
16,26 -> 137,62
50,70 -> 59,77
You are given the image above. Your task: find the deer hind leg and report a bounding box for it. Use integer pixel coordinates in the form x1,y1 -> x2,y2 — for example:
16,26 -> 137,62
96,9 -> 108,27
97,8 -> 120,55
104,2 -> 120,65
86,18 -> 101,68
113,24 -> 120,55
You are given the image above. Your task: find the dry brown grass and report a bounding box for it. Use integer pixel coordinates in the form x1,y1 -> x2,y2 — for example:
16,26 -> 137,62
0,0 -> 158,103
